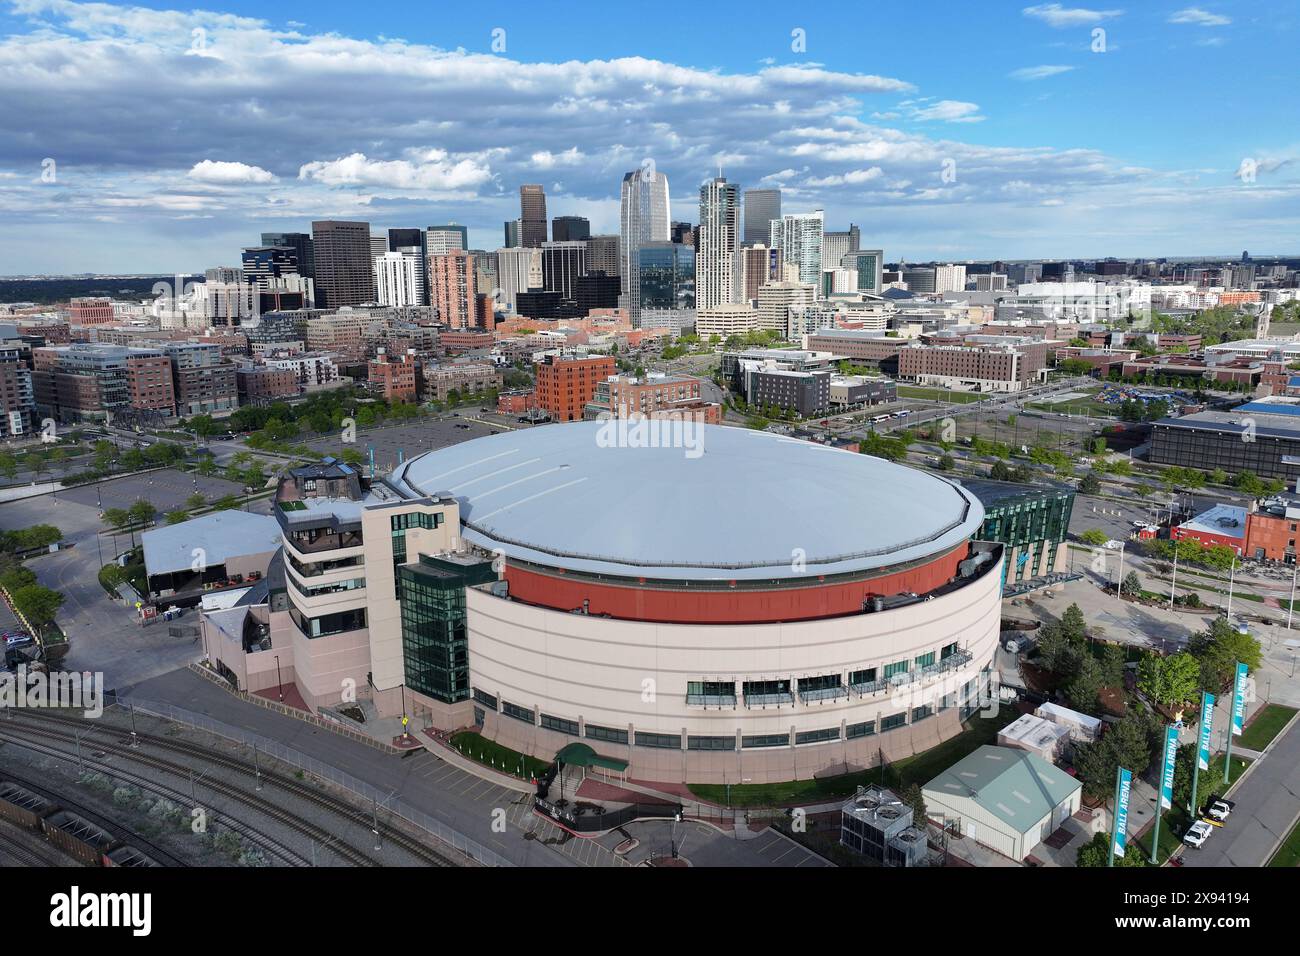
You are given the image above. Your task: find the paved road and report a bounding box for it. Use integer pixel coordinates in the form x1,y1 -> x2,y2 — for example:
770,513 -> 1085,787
1181,715 -> 1300,867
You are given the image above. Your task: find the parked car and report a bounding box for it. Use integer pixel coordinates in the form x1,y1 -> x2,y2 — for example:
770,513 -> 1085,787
1205,799 -> 1233,822
3,632 -> 34,649
1183,820 -> 1214,848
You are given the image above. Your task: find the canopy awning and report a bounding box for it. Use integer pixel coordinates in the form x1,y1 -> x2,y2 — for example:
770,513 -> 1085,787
555,742 -> 629,773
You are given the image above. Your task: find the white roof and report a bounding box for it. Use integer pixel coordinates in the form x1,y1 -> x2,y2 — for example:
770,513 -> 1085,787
1036,702 -> 1103,732
396,421 -> 984,581
142,511 -> 282,576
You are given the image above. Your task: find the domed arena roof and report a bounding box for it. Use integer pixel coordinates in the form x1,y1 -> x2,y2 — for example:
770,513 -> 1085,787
394,422 -> 983,582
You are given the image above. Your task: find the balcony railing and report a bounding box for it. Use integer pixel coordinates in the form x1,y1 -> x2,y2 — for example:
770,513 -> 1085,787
798,685 -> 849,704
685,693 -> 737,708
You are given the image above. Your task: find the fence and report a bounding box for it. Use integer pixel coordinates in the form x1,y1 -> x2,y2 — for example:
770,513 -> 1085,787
110,693 -> 512,868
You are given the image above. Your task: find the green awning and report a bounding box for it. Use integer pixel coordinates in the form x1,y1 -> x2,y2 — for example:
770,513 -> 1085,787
555,742 -> 629,773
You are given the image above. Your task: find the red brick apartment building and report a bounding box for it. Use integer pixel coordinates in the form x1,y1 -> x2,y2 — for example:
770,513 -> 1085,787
368,348 -> 421,403
534,354 -> 615,422
68,297 -> 114,325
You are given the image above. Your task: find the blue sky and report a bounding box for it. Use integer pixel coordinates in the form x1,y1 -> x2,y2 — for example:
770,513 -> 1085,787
0,0 -> 1296,273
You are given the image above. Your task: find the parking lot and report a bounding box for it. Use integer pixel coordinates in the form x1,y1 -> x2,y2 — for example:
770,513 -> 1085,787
302,416 -> 509,474
55,469 -> 253,514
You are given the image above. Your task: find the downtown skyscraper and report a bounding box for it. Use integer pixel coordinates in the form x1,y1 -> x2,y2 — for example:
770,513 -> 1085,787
771,210 -> 825,289
743,188 -> 781,245
696,176 -> 742,311
519,184 -> 548,248
619,167 -> 671,323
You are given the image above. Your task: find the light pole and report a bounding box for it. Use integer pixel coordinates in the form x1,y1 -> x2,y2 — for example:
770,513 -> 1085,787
1169,540 -> 1180,610
274,654 -> 283,702
1288,561 -> 1298,631
1116,542 -> 1126,602
1227,554 -> 1236,618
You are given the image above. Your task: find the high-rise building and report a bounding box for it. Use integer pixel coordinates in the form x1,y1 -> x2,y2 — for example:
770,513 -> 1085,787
619,168 -> 671,324
934,264 -> 968,294
901,268 -> 937,294
638,242 -> 695,311
697,176 -> 742,311
671,221 -> 694,245
261,232 -> 314,279
575,273 -> 621,314
585,235 -> 620,279
757,282 -> 815,338
496,247 -> 539,312
541,241 -> 587,303
743,188 -> 781,245
822,225 -> 860,273
375,250 -> 426,308
387,228 -> 422,252
841,250 -> 884,294
771,210 -> 825,290
519,185 -> 548,247
503,220 -> 522,248
551,216 -> 591,242
740,245 -> 772,303
430,249 -> 478,329
425,224 -> 468,256
241,246 -> 315,312
311,220 -> 374,309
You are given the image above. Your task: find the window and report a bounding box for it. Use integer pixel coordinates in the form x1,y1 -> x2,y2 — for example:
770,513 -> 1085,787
288,605 -> 366,639
794,727 -> 840,746
846,720 -> 875,739
472,689 -> 497,711
915,651 -> 936,669
501,701 -> 534,724
742,734 -> 788,749
849,668 -> 877,686
881,712 -> 906,731
883,660 -> 909,680
940,642 -> 958,660
634,730 -> 680,750
540,714 -> 579,736
687,735 -> 734,751
912,705 -> 933,723
586,724 -> 628,745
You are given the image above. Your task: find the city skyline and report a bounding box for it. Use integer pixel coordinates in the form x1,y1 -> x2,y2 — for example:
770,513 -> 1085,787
1,0 -> 1297,273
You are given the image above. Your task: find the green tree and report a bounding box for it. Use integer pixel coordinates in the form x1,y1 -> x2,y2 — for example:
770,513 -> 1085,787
165,509 -> 189,525
11,583 -> 64,627
102,507 -> 132,531
1136,652 -> 1200,708
1100,643 -> 1127,687
1121,570 -> 1142,597
1065,654 -> 1104,712
1075,715 -> 1157,801
902,782 -> 927,824
1076,832 -> 1110,867
195,457 -> 217,477
0,451 -> 16,479
1078,472 -> 1102,496
186,492 -> 208,510
212,494 -> 240,512
127,499 -> 156,527
937,454 -> 955,471
190,414 -> 217,439
1188,616 -> 1263,692
1060,603 -> 1087,643
1079,528 -> 1108,546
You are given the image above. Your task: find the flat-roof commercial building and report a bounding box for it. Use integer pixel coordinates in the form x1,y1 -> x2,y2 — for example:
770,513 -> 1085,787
534,354 -> 616,422
368,348 -> 420,403
923,745 -> 1081,861
198,426 -> 1004,785
1171,504 -> 1247,555
897,339 -> 1048,393
829,375 -> 896,409
803,328 -> 904,370
1150,398 -> 1300,481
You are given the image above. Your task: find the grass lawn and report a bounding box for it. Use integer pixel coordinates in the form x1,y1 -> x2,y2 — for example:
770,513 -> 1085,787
896,385 -> 988,405
1134,753 -> 1251,865
450,730 -> 551,780
687,707 -> 1016,807
1238,704 -> 1298,752
1268,817 -> 1300,867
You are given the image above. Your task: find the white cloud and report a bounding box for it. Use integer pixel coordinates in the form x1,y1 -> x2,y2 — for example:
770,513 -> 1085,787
297,152 -> 492,192
1009,65 -> 1076,81
1022,4 -> 1123,28
804,167 -> 883,187
1168,7 -> 1231,26
188,160 -> 274,184
530,147 -> 584,169
908,100 -> 985,123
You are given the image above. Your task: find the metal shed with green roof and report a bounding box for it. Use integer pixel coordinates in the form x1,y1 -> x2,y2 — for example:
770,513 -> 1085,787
922,744 -> 1081,861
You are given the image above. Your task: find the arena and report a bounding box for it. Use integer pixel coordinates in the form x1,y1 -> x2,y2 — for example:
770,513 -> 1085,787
389,422 -> 1005,784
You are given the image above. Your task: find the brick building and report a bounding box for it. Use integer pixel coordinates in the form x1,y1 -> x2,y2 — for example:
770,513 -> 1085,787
534,354 -> 616,422
368,348 -> 421,403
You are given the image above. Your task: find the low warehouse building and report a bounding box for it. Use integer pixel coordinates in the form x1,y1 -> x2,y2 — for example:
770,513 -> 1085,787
923,745 -> 1081,861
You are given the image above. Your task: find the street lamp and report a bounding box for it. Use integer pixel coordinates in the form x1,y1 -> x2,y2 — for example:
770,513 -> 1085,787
274,654 -> 283,702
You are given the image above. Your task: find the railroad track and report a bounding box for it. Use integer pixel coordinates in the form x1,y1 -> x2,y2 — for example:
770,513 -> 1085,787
0,722 -> 377,866
0,763 -> 189,867
0,823 -> 56,867
2,710 -> 462,867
